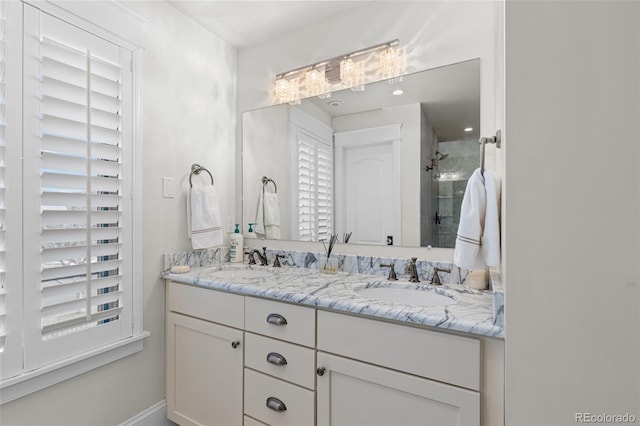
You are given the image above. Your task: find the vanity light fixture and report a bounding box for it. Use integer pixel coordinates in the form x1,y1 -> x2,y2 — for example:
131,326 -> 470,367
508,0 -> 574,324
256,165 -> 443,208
272,39 -> 405,104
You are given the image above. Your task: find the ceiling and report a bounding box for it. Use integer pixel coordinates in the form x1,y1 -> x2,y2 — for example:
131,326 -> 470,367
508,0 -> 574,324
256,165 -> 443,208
166,1 -> 368,49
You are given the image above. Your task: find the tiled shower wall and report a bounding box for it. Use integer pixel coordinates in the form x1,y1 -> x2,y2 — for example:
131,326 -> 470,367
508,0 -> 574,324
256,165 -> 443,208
432,138 -> 480,247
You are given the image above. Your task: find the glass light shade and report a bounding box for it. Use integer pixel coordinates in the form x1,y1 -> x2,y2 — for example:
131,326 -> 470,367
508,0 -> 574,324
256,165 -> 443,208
274,77 -> 300,104
379,45 -> 405,83
340,57 -> 365,91
305,68 -> 330,99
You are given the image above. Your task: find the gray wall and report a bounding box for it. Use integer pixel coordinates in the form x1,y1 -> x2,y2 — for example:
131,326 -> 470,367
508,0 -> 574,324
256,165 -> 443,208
504,1 -> 640,424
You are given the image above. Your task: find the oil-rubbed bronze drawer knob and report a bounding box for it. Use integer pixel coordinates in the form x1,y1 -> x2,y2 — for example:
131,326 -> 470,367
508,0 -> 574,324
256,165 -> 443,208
231,340 -> 240,349
317,367 -> 326,376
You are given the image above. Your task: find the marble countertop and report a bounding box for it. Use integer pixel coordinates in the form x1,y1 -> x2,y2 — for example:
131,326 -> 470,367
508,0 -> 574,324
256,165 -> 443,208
163,264 -> 504,338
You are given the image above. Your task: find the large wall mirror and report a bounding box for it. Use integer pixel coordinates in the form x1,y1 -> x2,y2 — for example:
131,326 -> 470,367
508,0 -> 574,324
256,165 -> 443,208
243,59 -> 480,249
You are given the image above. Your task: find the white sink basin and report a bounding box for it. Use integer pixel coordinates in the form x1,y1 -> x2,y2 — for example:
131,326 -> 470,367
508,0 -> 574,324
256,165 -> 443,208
210,267 -> 273,279
356,287 -> 455,307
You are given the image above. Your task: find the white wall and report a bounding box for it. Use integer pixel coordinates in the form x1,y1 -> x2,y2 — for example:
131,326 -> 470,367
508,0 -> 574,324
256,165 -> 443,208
237,0 -> 502,260
0,2 -> 237,424
504,1 -> 640,424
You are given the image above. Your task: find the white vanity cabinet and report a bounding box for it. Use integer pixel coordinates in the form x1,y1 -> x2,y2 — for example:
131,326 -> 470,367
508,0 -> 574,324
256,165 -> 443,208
316,311 -> 481,426
166,281 -> 495,426
166,282 -> 245,426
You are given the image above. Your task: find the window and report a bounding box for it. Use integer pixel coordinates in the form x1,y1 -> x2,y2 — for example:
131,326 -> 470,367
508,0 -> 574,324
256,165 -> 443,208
294,129 -> 333,242
0,2 -> 143,400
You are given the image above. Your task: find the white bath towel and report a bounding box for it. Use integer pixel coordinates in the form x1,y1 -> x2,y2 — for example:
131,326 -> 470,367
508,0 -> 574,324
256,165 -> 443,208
255,191 -> 281,239
453,168 -> 501,270
187,185 -> 223,249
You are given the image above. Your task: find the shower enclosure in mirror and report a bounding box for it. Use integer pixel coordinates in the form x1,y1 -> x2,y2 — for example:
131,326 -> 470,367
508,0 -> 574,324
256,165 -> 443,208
243,59 -> 480,249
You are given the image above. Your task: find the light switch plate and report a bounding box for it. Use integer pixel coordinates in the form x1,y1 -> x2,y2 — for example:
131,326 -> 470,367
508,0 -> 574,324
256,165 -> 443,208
162,177 -> 175,198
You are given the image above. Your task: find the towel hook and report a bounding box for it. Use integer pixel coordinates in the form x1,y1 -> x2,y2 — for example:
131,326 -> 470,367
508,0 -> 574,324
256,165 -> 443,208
479,130 -> 501,175
262,176 -> 277,193
189,164 -> 214,187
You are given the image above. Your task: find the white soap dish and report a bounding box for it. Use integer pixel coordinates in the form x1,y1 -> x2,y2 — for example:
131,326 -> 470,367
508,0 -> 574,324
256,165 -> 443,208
170,265 -> 190,274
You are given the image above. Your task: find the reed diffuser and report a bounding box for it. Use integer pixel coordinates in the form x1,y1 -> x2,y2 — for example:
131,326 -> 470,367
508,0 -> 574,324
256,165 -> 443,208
319,234 -> 338,274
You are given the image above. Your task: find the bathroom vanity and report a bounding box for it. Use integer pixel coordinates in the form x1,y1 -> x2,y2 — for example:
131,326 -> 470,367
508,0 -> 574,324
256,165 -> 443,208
164,260 -> 503,426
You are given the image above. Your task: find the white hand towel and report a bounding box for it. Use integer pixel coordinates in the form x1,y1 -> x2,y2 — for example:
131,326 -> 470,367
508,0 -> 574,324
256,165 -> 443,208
255,191 -> 281,240
187,185 -> 223,249
482,168 -> 501,267
453,168 -> 501,270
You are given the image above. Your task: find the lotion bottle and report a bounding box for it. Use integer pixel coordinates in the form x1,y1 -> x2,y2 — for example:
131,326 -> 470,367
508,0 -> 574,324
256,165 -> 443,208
230,224 -> 243,263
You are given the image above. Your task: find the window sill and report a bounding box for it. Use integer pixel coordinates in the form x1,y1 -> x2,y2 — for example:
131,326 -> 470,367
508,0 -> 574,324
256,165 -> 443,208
0,331 -> 151,404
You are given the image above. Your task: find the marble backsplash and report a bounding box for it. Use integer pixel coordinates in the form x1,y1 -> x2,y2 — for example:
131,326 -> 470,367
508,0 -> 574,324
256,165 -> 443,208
163,247 -> 480,287
163,247 -> 230,270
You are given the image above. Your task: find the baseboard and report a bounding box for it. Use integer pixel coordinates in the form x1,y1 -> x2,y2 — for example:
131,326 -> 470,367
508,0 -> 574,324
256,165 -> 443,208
120,400 -> 175,426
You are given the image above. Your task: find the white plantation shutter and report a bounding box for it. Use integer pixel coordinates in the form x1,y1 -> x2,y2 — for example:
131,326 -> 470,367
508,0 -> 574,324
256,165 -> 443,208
297,137 -> 316,241
0,0 -> 7,364
316,141 -> 333,241
295,130 -> 333,241
22,6 -> 133,368
0,0 -> 23,380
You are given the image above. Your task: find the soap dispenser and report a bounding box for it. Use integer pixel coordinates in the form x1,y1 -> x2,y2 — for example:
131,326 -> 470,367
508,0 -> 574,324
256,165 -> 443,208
245,223 -> 257,239
230,224 -> 243,263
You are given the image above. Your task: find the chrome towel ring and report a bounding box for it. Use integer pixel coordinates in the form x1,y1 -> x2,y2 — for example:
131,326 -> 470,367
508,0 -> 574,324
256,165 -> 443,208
189,164 -> 214,187
262,176 -> 277,193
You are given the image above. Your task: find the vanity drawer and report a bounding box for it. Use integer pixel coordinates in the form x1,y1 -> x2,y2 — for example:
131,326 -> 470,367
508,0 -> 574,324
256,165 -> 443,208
245,297 -> 316,347
167,281 -> 244,328
245,332 -> 316,389
244,415 -> 268,426
244,368 -> 315,426
317,310 -> 480,391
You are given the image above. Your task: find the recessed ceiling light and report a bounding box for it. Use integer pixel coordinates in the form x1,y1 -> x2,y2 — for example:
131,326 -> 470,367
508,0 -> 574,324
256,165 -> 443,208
328,100 -> 342,108
464,127 -> 473,132
392,89 -> 404,96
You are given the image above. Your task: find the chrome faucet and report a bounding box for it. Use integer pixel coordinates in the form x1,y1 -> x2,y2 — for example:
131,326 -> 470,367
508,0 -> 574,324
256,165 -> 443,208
431,266 -> 451,286
406,257 -> 420,283
246,247 -> 268,266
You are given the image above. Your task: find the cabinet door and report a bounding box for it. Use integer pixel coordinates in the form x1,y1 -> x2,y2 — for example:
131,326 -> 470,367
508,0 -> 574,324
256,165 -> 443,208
166,312 -> 243,426
317,352 -> 479,426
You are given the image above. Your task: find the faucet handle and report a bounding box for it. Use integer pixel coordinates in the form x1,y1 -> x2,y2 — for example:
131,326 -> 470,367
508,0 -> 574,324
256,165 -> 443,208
380,263 -> 398,281
431,266 -> 452,286
244,250 -> 256,265
273,254 -> 285,268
